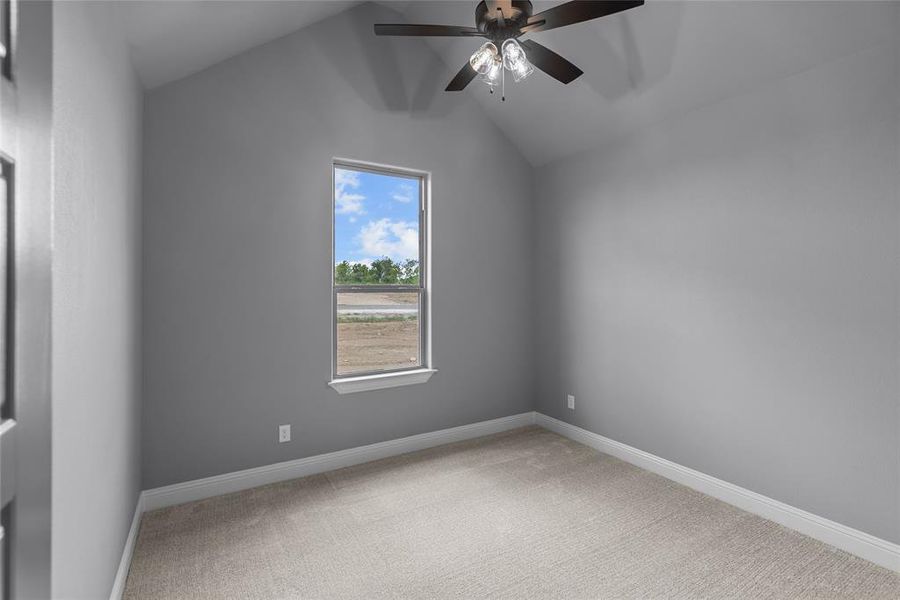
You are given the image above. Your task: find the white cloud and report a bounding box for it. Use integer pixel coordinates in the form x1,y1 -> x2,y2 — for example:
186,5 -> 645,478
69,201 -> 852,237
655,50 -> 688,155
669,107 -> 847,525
392,182 -> 415,203
335,168 -> 365,216
357,218 -> 419,262
335,258 -> 374,267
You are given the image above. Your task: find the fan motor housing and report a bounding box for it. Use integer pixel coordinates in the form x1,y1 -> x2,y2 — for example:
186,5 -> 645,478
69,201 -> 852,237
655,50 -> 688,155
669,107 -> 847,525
476,1 -> 533,39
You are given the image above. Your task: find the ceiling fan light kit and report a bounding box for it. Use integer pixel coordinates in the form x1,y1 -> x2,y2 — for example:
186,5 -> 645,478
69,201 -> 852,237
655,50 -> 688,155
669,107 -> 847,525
374,0 -> 644,98
468,39 -> 531,99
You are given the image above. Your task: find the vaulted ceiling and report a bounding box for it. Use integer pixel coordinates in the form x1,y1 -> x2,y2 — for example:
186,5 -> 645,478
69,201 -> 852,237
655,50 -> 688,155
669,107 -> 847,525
117,1 -> 898,166
117,0 -> 362,89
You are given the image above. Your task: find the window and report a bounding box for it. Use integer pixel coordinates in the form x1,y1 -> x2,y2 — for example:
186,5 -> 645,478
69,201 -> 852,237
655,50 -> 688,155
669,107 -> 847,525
329,160 -> 433,393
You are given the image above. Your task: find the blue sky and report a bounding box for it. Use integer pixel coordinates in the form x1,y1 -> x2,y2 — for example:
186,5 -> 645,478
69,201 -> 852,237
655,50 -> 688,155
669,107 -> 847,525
334,167 -> 420,265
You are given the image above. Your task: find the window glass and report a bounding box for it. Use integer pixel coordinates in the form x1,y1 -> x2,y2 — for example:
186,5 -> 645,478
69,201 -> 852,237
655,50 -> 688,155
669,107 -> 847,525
336,292 -> 420,375
334,167 -> 420,285
333,163 -> 426,378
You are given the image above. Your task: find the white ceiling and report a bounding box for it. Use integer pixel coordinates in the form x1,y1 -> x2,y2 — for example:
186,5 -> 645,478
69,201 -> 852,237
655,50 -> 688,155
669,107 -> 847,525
117,0 -> 361,89
117,1 -> 898,166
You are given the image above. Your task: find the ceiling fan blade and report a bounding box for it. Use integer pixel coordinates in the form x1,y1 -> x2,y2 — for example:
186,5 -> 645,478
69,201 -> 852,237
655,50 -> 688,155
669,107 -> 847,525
374,24 -> 482,37
524,0 -> 643,33
518,19 -> 547,34
520,40 -> 583,84
445,62 -> 478,92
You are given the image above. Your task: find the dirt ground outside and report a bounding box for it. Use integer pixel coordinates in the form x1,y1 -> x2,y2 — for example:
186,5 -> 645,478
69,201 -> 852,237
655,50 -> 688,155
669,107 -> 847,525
336,319 -> 420,375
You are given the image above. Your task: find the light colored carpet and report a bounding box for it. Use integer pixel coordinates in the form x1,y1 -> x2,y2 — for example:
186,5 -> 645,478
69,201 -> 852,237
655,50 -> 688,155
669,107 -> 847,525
124,426 -> 900,599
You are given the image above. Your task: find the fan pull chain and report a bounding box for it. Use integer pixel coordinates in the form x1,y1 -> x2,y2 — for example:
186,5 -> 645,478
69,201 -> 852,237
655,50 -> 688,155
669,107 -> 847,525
502,64 -> 506,102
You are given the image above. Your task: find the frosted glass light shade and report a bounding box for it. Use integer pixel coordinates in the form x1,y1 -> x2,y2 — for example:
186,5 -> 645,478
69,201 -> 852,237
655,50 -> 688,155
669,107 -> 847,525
480,56 -> 502,86
470,42 -> 499,75
501,39 -> 533,82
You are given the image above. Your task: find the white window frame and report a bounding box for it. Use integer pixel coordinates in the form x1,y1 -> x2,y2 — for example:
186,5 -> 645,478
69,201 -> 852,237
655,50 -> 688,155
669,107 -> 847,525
328,158 -> 435,394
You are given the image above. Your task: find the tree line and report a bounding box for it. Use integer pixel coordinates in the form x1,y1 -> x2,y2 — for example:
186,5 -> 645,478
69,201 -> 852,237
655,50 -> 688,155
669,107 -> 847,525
334,258 -> 419,285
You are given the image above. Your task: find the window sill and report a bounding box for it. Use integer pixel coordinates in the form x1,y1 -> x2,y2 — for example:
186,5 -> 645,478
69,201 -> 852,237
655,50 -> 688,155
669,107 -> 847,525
329,368 -> 437,395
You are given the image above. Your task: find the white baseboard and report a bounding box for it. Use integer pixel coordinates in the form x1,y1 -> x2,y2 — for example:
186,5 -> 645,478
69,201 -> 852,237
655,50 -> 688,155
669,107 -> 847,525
141,412 -> 537,512
535,412 -> 900,573
109,493 -> 144,600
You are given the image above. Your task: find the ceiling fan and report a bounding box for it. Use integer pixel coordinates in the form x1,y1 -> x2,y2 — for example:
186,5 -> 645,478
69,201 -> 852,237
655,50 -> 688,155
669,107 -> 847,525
374,1 -> 644,97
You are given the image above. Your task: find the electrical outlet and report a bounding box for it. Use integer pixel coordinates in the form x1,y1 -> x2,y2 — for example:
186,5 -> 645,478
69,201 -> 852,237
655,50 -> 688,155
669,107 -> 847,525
567,394 -> 575,410
278,424 -> 291,443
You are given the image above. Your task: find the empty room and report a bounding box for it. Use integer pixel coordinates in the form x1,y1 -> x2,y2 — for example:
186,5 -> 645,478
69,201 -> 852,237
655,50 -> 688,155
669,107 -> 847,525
2,0 -> 900,598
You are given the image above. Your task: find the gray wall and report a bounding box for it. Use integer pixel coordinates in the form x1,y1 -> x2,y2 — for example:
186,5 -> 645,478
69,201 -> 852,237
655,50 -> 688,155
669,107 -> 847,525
52,2 -> 143,598
536,35 -> 900,543
141,3 -> 535,489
